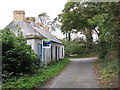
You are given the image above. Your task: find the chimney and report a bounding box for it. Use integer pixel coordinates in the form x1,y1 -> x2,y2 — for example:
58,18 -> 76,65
13,10 -> 25,21
43,26 -> 49,31
25,17 -> 35,23
35,22 -> 44,27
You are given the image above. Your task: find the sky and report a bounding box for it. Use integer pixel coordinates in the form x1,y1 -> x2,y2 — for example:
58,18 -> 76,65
0,0 -> 98,40
0,0 -> 67,29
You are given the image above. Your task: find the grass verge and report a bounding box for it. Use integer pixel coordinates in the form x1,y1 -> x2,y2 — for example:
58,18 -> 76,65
2,58 -> 70,88
94,59 -> 119,88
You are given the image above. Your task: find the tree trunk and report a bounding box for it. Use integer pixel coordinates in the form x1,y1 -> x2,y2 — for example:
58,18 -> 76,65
68,32 -> 71,41
84,27 -> 93,53
65,33 -> 67,41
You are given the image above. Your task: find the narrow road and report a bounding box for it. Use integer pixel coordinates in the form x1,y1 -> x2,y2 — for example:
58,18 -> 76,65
43,57 -> 99,88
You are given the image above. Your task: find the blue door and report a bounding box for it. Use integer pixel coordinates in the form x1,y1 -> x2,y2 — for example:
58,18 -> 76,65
38,44 -> 42,57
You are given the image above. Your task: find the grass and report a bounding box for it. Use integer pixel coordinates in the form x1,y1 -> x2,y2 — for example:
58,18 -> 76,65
97,58 -> 119,88
2,58 -> 70,88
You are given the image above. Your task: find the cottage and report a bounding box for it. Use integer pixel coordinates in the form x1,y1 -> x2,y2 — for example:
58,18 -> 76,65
6,10 -> 64,64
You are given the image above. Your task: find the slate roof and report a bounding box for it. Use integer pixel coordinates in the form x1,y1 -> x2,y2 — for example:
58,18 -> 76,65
6,21 -> 63,44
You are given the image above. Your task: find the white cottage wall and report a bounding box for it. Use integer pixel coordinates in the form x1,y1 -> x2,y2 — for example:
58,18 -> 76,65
59,47 -> 62,59
45,48 -> 51,64
34,39 -> 42,54
27,39 -> 42,54
61,46 -> 65,59
52,46 -> 56,61
59,45 -> 64,59
27,39 -> 64,65
27,39 -> 36,53
51,43 -> 58,61
51,43 -> 64,60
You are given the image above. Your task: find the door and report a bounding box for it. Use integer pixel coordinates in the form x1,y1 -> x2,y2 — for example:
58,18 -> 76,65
38,44 -> 42,57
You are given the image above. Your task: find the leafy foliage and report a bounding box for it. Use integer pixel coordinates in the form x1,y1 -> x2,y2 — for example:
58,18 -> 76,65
38,12 -> 60,31
91,3 -> 119,59
63,38 -> 86,56
1,27 -> 40,82
61,2 -> 119,60
60,2 -> 95,51
98,58 -> 119,88
3,58 -> 70,88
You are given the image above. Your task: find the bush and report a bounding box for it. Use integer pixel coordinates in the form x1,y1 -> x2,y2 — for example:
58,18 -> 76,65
64,41 -> 86,56
1,28 -> 40,82
70,43 -> 86,55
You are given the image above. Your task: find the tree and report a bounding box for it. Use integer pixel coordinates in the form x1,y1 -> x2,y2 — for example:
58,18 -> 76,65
60,2 -> 119,56
87,2 -> 119,59
59,3 -> 75,41
60,2 -> 95,52
38,12 -> 60,31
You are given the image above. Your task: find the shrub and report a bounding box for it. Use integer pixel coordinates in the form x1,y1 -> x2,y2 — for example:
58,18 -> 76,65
64,41 -> 86,56
70,43 -> 86,55
1,27 -> 40,82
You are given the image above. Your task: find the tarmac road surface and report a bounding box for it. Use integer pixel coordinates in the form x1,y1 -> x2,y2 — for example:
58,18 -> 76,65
42,57 -> 99,88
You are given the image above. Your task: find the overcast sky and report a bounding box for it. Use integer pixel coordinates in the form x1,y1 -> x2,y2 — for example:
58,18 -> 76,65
0,0 -> 98,40
0,0 -> 67,29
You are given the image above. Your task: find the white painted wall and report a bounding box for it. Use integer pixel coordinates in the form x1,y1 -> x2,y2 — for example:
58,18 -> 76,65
58,45 -> 64,59
45,48 -> 51,64
52,46 -> 56,61
27,39 -> 36,53
51,42 -> 64,61
34,39 -> 42,54
27,39 -> 42,54
27,38 -> 64,65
